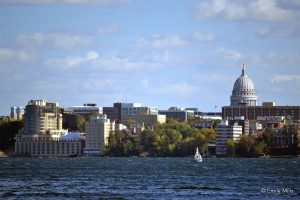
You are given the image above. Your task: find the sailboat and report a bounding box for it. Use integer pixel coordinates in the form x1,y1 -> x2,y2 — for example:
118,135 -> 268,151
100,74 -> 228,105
194,147 -> 202,162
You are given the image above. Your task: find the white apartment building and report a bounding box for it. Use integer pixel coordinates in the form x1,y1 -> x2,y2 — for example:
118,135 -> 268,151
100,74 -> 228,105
215,120 -> 243,155
84,115 -> 115,156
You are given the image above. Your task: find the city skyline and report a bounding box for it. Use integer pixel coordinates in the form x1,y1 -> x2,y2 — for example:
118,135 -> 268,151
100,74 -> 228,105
0,0 -> 300,115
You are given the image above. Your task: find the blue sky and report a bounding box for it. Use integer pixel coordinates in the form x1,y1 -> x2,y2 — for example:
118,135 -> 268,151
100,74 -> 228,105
0,0 -> 300,115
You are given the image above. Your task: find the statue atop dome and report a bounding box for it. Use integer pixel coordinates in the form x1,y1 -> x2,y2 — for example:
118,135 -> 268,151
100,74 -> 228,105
242,64 -> 246,76
230,64 -> 257,106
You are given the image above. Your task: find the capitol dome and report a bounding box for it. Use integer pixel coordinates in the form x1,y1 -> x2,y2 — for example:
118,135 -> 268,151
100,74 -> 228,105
230,65 -> 257,106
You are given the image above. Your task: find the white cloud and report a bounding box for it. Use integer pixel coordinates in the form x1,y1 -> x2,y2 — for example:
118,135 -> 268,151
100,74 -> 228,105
257,24 -> 300,38
0,48 -> 34,62
45,51 -> 146,71
0,0 -> 131,6
134,32 -> 215,49
97,24 -> 119,35
141,78 -> 149,88
270,75 -> 300,83
194,73 -> 232,83
248,52 -> 300,68
45,51 -> 99,69
136,35 -> 187,49
191,0 -> 296,22
191,32 -> 214,42
149,82 -> 196,97
95,53 -> 142,71
17,33 -> 92,49
217,47 -> 242,61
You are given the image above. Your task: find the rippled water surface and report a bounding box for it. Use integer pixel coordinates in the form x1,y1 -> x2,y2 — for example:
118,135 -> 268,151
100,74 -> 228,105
0,157 -> 299,199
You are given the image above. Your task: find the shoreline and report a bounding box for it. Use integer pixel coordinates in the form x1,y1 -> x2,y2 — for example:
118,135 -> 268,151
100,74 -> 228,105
1,154 -> 299,159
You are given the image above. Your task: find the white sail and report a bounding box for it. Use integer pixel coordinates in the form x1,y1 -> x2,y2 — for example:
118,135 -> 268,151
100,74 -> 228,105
194,147 -> 202,162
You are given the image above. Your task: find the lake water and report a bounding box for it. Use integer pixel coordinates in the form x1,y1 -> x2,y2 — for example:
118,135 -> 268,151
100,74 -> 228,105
0,157 -> 299,199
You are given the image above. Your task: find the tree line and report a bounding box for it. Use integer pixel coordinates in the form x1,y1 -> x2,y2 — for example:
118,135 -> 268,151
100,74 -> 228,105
226,124 -> 299,157
104,120 -> 216,157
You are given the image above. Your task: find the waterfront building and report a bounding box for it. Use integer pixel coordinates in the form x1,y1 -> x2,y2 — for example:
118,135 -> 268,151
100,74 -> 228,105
265,121 -> 298,149
14,100 -> 83,156
22,100 -> 65,135
215,120 -> 243,155
84,115 -> 115,156
10,107 -> 24,121
15,133 -> 83,156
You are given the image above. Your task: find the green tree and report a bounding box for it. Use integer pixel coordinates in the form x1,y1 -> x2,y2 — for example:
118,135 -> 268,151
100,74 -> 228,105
254,141 -> 268,156
140,129 -> 161,156
63,114 -> 85,132
262,128 -> 274,151
0,120 -> 23,150
238,135 -> 255,156
86,112 -> 100,121
160,128 -> 182,155
226,139 -> 235,156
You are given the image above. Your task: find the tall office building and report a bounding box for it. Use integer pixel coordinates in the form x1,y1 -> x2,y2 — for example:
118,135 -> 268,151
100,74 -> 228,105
84,115 -> 115,156
23,100 -> 63,135
15,100 -> 82,156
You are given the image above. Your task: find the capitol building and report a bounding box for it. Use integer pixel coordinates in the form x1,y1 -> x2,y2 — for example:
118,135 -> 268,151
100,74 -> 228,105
222,65 -> 300,121
230,64 -> 257,106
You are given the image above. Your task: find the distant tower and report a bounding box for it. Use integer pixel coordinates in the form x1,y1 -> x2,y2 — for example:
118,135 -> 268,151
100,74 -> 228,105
230,64 -> 257,106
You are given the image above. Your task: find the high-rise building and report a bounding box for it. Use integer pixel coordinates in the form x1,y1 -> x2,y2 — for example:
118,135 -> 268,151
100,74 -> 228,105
23,100 -> 63,135
84,115 -> 115,156
10,107 -> 24,121
230,64 -> 257,106
15,100 -> 83,157
215,120 -> 243,155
